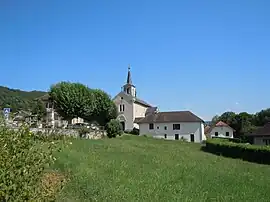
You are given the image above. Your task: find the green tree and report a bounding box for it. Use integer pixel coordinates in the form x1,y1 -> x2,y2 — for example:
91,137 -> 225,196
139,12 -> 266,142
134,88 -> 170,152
31,100 -> 46,121
106,119 -> 122,138
49,82 -> 116,126
49,82 -> 95,123
253,108 -> 270,126
86,89 -> 117,126
211,115 -> 219,125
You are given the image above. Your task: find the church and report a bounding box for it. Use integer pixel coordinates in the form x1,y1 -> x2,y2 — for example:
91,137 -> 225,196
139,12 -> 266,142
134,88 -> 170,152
113,66 -> 157,131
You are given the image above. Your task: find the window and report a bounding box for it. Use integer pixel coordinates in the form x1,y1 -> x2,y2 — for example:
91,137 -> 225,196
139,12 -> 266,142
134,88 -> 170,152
119,104 -> 125,112
263,139 -> 270,145
149,123 -> 154,130
164,126 -> 167,130
215,132 -> 218,136
157,126 -> 159,129
226,132 -> 229,136
164,134 -> 167,139
175,134 -> 179,140
173,124 -> 180,130
119,105 -> 122,112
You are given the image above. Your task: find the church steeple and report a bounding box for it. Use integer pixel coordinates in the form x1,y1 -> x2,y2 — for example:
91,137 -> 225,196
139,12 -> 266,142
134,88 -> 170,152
122,64 -> 136,97
126,64 -> 132,84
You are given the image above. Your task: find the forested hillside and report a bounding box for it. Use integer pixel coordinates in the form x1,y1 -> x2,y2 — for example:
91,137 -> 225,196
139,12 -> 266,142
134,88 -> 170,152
0,86 -> 46,112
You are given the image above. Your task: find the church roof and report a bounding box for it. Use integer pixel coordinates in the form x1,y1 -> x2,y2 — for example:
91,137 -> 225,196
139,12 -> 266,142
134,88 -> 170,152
134,97 -> 152,107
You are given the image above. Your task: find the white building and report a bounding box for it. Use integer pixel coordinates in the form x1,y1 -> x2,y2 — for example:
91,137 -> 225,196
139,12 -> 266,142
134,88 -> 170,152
113,66 -> 154,131
39,94 -> 83,128
206,121 -> 235,138
135,111 -> 206,143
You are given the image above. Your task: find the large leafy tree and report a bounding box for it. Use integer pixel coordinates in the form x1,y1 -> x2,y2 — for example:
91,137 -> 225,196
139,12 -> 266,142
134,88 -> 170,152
49,82 -> 95,122
49,82 -> 117,126
85,89 -> 117,126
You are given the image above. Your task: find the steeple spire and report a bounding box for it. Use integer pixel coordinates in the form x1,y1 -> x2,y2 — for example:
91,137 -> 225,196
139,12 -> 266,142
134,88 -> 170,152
122,64 -> 136,97
126,64 -> 132,84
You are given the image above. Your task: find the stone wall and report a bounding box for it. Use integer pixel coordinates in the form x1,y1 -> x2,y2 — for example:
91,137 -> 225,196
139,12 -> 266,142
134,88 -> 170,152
30,128 -> 106,139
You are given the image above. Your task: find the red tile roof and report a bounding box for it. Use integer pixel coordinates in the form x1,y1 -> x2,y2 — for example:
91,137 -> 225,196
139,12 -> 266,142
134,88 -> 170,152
215,121 -> 229,127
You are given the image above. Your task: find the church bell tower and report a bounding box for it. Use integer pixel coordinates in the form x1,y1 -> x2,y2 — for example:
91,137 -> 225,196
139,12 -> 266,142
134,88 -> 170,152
122,64 -> 136,97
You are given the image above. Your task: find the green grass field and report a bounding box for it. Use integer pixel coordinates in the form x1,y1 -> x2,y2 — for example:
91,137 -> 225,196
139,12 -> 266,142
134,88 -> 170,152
53,135 -> 270,201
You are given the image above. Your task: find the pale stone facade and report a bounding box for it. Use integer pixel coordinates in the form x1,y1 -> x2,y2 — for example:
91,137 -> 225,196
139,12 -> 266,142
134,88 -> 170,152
113,66 -> 154,131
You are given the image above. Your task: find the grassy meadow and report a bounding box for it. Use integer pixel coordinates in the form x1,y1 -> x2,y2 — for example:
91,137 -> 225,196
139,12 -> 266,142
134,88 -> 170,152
53,135 -> 270,201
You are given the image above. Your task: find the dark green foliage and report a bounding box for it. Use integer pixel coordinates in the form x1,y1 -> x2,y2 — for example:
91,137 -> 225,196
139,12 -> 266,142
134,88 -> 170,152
106,119 -> 122,138
88,89 -> 117,126
31,100 -> 46,121
125,127 -> 139,135
78,127 -> 90,138
203,138 -> 270,164
0,86 -> 46,112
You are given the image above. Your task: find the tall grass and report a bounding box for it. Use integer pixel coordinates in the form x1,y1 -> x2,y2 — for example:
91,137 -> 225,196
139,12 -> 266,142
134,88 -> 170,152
54,135 -> 270,201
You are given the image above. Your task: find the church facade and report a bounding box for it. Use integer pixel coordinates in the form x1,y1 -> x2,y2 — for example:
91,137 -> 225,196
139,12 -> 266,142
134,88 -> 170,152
113,66 -> 156,131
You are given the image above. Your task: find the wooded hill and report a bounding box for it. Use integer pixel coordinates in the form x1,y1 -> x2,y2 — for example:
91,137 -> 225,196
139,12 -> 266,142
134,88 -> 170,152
0,86 -> 46,112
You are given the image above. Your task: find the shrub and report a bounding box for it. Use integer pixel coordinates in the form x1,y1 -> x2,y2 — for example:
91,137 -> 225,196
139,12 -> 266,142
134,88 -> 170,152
78,127 -> 90,138
105,119 -> 123,138
203,138 -> 270,164
0,126 -> 60,201
124,127 -> 139,135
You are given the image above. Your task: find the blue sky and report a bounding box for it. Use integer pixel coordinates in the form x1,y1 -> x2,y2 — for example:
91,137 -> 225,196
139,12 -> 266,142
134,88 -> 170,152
0,0 -> 270,120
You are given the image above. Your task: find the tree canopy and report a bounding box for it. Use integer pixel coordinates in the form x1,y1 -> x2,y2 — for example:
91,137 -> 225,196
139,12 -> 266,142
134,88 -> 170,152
211,108 -> 270,138
49,82 -> 117,125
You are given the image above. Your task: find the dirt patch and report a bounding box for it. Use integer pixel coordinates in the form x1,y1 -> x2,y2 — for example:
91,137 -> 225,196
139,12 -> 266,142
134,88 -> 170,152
40,171 -> 67,201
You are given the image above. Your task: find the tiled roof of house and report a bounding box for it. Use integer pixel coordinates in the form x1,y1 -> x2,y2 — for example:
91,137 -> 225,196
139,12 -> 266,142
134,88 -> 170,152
247,122 -> 270,136
134,117 -> 144,123
136,111 -> 204,124
206,121 -> 236,133
215,121 -> 229,127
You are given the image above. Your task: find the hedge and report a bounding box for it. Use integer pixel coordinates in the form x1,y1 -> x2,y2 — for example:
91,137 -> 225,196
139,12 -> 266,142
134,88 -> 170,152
203,138 -> 270,165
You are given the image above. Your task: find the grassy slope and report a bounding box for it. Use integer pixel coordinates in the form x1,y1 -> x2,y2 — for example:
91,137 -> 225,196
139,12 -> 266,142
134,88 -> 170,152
54,136 -> 270,202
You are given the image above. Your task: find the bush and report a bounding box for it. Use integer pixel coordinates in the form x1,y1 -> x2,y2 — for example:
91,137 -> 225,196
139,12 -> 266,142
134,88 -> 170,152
105,119 -> 123,138
203,138 -> 270,165
124,127 -> 139,135
0,126 -> 60,201
78,127 -> 90,138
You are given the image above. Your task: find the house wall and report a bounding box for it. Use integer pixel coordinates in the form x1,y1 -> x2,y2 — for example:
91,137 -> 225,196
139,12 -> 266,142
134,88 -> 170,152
253,136 -> 270,145
139,122 -> 205,143
71,117 -> 84,124
210,126 -> 234,138
114,95 -> 134,131
133,103 -> 148,129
